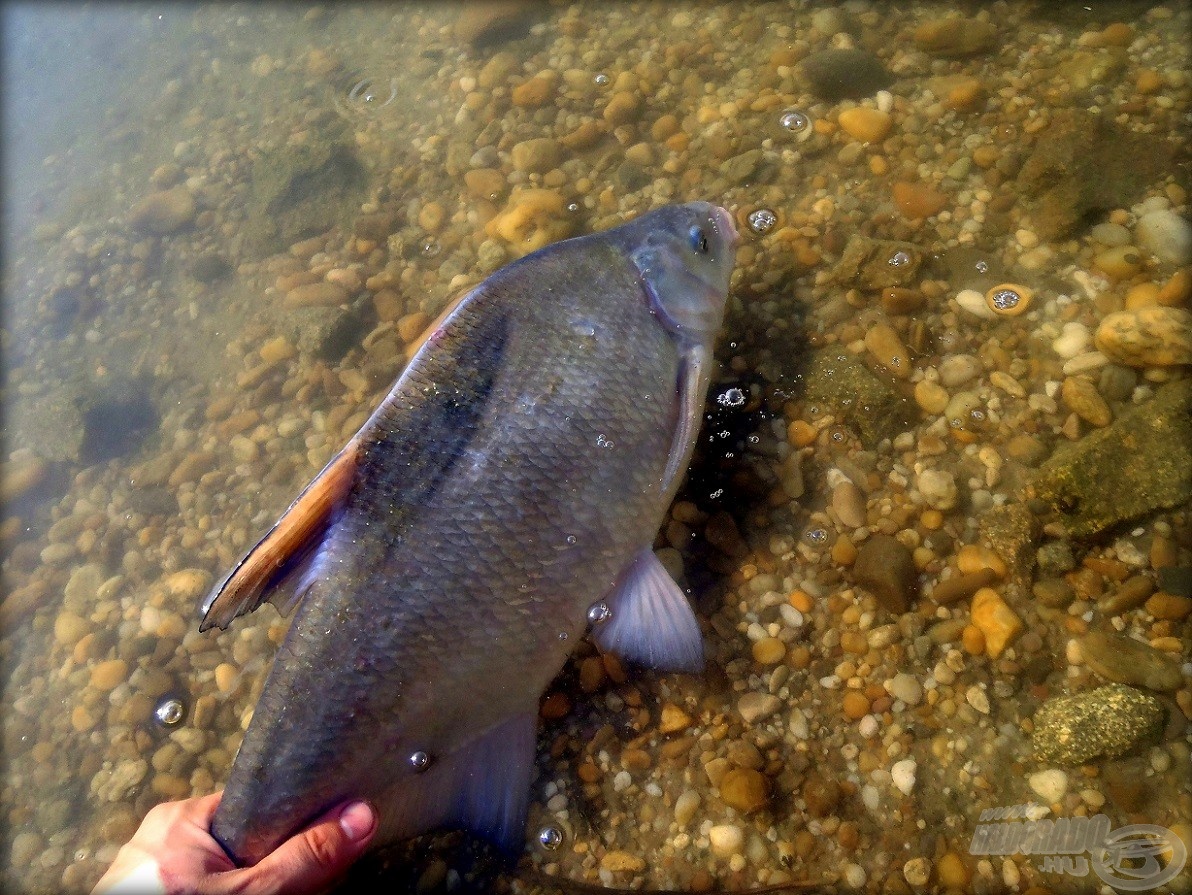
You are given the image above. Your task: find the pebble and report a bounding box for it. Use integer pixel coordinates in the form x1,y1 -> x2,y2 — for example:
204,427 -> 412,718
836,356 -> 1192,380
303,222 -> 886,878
903,857 -> 932,887
1093,245 -> 1144,281
1136,208 -> 1192,264
284,282 -> 349,308
891,758 -> 917,795
674,789 -> 700,826
602,91 -> 643,126
1146,591 -> 1192,620
970,587 -> 1023,658
916,468 -> 958,511
708,823 -> 744,858
485,188 -> 575,257
1028,768 -> 1069,803
937,354 -> 981,387
600,850 -> 645,873
751,637 -> 786,665
1080,630 -> 1183,691
831,479 -> 867,527
1052,321 -> 1091,359
1060,376 -> 1111,426
800,48 -> 892,101
892,181 -> 948,219
1033,684 -> 1165,765
955,287 -> 995,319
90,659 -> 128,691
914,380 -> 949,414
1095,306 -> 1192,366
659,703 -> 693,734
852,534 -> 917,614
718,767 -> 769,813
510,138 -> 564,174
737,692 -> 781,724
914,18 -> 997,57
838,107 -> 892,143
54,611 -> 89,648
128,187 -> 197,235
886,672 -> 924,706
863,322 -> 911,378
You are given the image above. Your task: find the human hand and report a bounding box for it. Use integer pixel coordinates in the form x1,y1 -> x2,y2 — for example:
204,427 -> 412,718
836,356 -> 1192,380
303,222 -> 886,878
91,791 -> 376,895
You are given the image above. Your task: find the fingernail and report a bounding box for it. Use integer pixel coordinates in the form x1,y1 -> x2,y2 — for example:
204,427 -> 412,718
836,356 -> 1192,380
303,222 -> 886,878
339,801 -> 376,842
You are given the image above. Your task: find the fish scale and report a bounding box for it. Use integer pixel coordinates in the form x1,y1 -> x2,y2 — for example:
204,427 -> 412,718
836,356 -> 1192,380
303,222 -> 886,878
200,202 -> 738,865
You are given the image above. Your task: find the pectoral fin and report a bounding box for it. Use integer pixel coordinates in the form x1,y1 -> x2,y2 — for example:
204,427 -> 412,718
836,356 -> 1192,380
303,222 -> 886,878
590,547 -> 704,673
198,444 -> 359,632
660,343 -> 712,498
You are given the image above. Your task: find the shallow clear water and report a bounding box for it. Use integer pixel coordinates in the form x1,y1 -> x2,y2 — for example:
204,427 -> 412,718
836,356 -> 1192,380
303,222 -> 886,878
2,3 -> 1190,894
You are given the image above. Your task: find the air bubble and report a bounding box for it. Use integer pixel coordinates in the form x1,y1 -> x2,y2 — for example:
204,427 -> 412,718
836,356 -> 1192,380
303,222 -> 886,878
587,601 -> 612,625
154,697 -> 186,729
539,826 -> 564,849
593,73 -> 610,87
888,250 -> 911,268
565,535 -> 577,545
409,751 -> 431,772
421,240 -> 441,257
779,109 -> 810,132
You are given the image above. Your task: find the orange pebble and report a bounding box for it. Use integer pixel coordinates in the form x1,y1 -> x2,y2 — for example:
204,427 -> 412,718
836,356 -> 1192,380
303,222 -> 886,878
962,624 -> 986,655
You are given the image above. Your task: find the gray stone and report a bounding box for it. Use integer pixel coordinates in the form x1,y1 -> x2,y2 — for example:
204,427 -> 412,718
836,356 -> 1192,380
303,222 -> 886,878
800,348 -> 916,447
800,48 -> 892,101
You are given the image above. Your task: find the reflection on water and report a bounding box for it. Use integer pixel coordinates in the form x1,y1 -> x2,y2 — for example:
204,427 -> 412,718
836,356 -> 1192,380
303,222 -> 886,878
2,2 -> 1190,893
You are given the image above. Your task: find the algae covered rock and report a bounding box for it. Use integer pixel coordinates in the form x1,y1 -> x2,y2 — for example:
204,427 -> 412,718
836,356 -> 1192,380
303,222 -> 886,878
1033,684 -> 1165,766
800,348 -> 916,446
1031,378 -> 1192,538
1017,110 -> 1176,240
244,126 -> 366,257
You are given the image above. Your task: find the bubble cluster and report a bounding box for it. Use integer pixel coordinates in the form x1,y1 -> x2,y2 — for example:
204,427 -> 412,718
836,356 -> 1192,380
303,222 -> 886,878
747,208 -> 778,234
717,387 -> 746,407
988,288 -> 1021,311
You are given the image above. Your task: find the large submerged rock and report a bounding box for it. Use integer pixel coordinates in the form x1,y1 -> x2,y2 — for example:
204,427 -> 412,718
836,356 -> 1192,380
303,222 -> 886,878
1031,378 -> 1192,538
1017,110 -> 1176,240
244,125 -> 366,257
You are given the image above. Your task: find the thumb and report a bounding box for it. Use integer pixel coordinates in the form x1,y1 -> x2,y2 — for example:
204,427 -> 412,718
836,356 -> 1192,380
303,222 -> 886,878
245,801 -> 376,895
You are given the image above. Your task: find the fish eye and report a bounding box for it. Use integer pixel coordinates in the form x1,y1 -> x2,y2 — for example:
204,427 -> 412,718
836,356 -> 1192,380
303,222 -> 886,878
689,226 -> 709,254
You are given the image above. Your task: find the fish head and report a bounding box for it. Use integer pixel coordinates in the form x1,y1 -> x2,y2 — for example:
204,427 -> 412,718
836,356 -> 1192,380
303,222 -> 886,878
623,202 -> 738,344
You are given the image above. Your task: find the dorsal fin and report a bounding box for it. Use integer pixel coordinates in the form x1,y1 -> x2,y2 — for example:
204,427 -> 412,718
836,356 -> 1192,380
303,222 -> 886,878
200,284 -> 509,633
198,443 -> 359,631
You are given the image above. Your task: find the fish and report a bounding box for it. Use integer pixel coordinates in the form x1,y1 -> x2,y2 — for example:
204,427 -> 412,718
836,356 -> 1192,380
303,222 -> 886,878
198,201 -> 739,866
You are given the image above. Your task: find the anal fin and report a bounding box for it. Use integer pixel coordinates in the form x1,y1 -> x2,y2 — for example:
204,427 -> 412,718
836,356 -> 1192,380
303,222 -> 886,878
198,442 -> 358,632
590,547 -> 705,673
378,711 -> 538,855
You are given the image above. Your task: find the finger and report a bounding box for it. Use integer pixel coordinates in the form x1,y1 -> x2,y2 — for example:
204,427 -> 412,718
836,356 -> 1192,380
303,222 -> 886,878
235,801 -> 376,895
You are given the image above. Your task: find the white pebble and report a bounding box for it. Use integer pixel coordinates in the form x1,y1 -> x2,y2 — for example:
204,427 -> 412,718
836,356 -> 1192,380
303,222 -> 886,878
886,672 -> 924,706
1061,350 -> 1109,376
1028,768 -> 1069,803
1136,209 -> 1192,264
891,758 -> 917,795
674,789 -> 700,826
843,863 -> 867,888
1090,221 -> 1131,246
965,684 -> 990,714
708,823 -> 743,858
956,288 -> 995,319
917,468 -> 958,510
1052,321 -> 1090,359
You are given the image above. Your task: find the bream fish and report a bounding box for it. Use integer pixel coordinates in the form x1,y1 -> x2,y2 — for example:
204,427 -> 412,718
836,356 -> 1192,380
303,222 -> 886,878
198,201 -> 738,865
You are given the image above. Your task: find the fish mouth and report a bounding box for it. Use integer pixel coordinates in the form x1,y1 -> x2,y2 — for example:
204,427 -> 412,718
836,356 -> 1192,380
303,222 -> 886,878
713,205 -> 739,246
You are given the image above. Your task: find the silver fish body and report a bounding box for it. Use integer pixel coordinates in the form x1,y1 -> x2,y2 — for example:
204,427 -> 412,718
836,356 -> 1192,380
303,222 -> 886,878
199,202 -> 738,865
